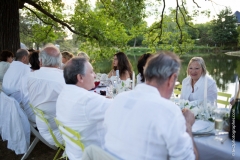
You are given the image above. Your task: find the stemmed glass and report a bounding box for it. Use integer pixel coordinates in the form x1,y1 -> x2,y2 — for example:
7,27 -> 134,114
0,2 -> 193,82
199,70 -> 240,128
212,108 -> 225,142
208,100 -> 218,120
106,80 -> 118,99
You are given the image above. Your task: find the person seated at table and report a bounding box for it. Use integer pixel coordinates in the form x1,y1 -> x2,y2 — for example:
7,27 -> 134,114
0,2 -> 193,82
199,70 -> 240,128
77,51 -> 90,60
29,50 -> 40,71
61,51 -> 74,69
56,57 -> 113,160
2,49 -> 35,123
180,57 -> 217,103
28,44 -> 64,145
0,50 -> 14,83
103,51 -> 198,160
108,52 -> 133,80
136,53 -> 152,84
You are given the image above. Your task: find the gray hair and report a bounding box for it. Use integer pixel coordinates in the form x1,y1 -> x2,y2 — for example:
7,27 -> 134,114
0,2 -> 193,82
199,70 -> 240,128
15,49 -> 29,61
77,51 -> 90,60
64,57 -> 87,84
39,44 -> 62,67
144,51 -> 181,85
187,57 -> 207,76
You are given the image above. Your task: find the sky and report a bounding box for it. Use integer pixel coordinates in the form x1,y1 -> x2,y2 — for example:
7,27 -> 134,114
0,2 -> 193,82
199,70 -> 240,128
63,0 -> 239,25
145,0 -> 240,25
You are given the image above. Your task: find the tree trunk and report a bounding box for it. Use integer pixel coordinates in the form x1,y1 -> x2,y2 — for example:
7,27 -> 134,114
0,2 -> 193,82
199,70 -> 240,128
0,0 -> 20,55
133,37 -> 137,61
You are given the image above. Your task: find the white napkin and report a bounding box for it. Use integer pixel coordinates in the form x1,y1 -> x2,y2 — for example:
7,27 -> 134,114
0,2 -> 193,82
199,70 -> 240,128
192,120 -> 212,133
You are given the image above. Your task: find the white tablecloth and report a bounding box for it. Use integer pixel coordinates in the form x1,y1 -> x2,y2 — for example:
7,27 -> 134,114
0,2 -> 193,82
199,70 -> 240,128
194,132 -> 240,160
92,87 -> 240,159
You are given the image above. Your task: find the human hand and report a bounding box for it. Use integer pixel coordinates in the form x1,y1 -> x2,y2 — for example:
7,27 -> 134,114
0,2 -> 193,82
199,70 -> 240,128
182,108 -> 195,127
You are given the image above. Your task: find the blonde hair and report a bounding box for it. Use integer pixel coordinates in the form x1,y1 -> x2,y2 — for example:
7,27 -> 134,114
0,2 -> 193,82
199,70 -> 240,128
77,51 -> 90,60
61,51 -> 74,61
187,57 -> 207,76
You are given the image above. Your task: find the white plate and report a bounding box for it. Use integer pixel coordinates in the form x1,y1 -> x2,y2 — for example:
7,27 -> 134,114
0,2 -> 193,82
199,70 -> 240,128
192,120 -> 213,133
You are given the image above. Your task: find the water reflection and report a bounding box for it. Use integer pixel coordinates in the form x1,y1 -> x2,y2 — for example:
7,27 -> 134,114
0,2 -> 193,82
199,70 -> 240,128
93,54 -> 240,93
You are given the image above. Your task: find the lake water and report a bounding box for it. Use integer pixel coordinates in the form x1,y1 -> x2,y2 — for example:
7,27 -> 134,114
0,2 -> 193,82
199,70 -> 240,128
93,53 -> 240,95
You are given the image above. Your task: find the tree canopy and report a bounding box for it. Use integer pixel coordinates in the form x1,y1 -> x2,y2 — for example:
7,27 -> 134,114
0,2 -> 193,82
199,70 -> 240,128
1,0 -> 238,58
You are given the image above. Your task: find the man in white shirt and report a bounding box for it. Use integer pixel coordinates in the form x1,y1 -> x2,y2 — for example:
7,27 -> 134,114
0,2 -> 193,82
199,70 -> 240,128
104,51 -> 198,160
56,57 -> 112,160
2,49 -> 35,123
28,44 -> 64,145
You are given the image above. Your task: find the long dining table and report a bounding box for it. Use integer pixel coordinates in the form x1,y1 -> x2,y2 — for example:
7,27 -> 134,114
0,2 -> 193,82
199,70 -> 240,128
193,126 -> 240,160
91,83 -> 240,159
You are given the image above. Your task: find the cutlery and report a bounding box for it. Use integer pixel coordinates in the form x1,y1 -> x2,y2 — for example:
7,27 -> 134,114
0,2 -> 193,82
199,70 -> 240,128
193,131 -> 228,137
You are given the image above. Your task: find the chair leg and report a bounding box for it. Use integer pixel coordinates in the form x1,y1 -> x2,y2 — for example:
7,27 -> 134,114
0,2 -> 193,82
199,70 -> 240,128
30,125 -> 57,150
53,147 -> 62,160
21,137 -> 39,160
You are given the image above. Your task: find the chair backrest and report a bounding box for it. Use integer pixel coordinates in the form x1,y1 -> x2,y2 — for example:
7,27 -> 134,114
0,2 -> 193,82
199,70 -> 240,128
174,84 -> 182,97
217,92 -> 231,108
55,118 -> 85,151
0,91 -> 30,154
29,104 -> 64,150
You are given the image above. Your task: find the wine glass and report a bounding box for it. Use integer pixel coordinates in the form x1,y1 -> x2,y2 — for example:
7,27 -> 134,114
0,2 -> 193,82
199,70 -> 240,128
212,108 -> 225,142
208,100 -> 218,120
106,80 -> 114,98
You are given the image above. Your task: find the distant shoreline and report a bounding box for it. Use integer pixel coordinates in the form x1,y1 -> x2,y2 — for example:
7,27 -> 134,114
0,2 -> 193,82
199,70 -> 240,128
225,51 -> 240,57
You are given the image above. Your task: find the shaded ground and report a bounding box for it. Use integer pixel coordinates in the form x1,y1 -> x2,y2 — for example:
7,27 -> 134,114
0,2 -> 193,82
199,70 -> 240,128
0,135 -> 63,160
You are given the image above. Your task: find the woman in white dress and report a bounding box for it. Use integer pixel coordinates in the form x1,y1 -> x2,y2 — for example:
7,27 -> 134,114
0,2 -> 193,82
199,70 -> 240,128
136,53 -> 152,84
0,50 -> 14,82
180,57 -> 217,103
108,52 -> 133,80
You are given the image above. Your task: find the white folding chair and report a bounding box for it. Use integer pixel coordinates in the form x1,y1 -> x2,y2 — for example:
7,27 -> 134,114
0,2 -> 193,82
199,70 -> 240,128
0,90 -> 57,160
21,121 -> 57,160
0,91 -> 30,155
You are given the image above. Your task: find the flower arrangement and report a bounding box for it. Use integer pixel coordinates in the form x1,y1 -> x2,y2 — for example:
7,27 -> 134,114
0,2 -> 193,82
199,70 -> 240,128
173,99 -> 218,120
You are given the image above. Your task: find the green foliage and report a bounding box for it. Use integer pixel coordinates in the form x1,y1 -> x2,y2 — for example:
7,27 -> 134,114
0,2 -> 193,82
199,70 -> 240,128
210,7 -> 239,47
18,0 -> 239,59
70,0 -> 133,58
194,22 -> 214,46
237,26 -> 240,47
20,0 -> 67,49
143,8 -> 195,55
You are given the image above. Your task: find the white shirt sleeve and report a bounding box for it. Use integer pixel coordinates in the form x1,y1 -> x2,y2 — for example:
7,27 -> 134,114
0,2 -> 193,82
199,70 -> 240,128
85,93 -> 112,123
207,80 -> 217,103
164,112 -> 195,160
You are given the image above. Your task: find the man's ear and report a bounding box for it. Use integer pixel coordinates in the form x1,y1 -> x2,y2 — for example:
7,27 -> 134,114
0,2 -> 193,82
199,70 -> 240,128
77,74 -> 83,83
168,73 -> 177,88
22,56 -> 26,63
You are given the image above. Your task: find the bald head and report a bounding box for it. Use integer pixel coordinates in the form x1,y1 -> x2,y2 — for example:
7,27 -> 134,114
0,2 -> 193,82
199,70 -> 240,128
44,46 -> 60,57
39,44 -> 62,67
16,49 -> 29,64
